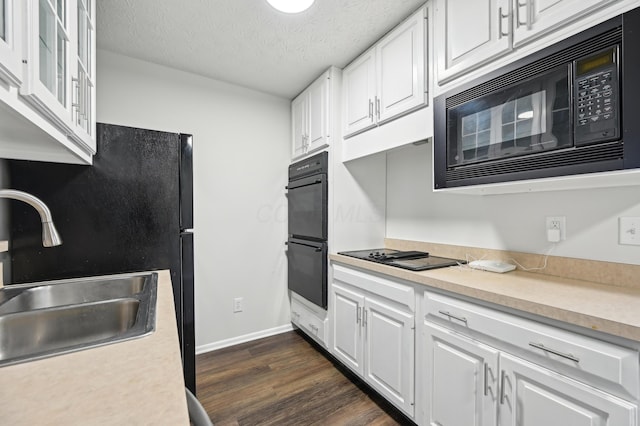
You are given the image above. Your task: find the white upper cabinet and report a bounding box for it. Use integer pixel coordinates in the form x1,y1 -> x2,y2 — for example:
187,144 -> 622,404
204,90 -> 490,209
291,94 -> 307,159
69,0 -> 95,151
435,0 -> 620,84
435,0 -> 511,84
512,0 -> 616,47
291,68 -> 331,160
342,5 -> 427,138
343,49 -> 376,136
21,0 -> 74,133
0,0 -> 22,85
377,10 -> 426,123
306,74 -> 329,152
0,0 -> 96,164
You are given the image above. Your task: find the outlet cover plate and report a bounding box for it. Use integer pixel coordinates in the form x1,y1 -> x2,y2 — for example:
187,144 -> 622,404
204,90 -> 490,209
546,216 -> 566,241
619,217 -> 640,245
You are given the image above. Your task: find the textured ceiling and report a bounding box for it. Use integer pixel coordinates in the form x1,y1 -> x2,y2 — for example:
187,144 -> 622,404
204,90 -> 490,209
96,0 -> 426,99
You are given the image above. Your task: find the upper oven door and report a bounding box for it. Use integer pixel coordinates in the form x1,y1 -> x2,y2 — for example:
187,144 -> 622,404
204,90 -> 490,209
287,173 -> 328,241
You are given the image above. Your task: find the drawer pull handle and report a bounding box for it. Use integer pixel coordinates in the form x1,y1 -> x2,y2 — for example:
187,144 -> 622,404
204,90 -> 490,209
529,342 -> 580,363
438,310 -> 468,324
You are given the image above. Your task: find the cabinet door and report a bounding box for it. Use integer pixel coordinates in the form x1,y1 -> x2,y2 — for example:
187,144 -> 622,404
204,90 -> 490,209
0,0 -> 22,85
364,297 -> 415,417
69,0 -> 96,151
424,321 -> 499,426
306,73 -> 329,153
512,0 -> 616,47
342,49 -> 376,137
499,352 -> 637,426
291,93 -> 307,159
376,6 -> 426,123
21,0 -> 73,132
434,0 -> 511,84
332,284 -> 365,376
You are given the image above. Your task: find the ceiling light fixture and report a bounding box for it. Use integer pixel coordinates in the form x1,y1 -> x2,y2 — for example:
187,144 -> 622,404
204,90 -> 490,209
266,0 -> 315,14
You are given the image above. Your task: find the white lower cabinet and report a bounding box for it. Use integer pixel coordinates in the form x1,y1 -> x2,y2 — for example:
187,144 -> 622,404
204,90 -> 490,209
424,321 -> 498,426
499,352 -> 636,426
423,290 -> 639,426
290,292 -> 328,347
331,265 -> 416,418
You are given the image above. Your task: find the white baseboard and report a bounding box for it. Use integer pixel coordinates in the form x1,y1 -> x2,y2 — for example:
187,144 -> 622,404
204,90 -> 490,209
195,323 -> 294,355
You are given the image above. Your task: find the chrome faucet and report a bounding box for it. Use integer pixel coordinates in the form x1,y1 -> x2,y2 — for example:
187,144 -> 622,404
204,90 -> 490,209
0,189 -> 62,247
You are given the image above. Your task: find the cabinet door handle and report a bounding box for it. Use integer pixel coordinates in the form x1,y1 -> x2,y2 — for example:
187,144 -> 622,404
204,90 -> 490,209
375,96 -> 380,121
368,99 -> 373,121
438,310 -> 468,324
515,0 -> 527,28
499,370 -> 506,404
72,77 -> 80,110
529,342 -> 580,363
363,308 -> 367,328
483,363 -> 489,396
498,7 -> 510,39
356,306 -> 361,324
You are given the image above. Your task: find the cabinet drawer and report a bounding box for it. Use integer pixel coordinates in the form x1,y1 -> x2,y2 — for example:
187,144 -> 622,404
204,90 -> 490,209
333,264 -> 415,312
291,296 -> 327,346
424,291 -> 640,399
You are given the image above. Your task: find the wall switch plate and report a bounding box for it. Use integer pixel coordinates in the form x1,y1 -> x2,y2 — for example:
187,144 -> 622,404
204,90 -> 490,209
619,217 -> 640,245
233,297 -> 243,313
546,216 -> 566,242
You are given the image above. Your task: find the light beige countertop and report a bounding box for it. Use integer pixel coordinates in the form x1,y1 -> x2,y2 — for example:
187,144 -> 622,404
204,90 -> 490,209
0,269 -> 189,425
331,252 -> 640,342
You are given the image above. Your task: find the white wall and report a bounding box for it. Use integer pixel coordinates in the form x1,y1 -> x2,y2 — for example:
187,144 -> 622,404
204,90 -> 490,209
386,143 -> 640,265
96,50 -> 291,349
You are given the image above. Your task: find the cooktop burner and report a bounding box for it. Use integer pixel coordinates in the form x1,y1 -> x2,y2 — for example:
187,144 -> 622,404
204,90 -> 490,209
338,249 -> 465,271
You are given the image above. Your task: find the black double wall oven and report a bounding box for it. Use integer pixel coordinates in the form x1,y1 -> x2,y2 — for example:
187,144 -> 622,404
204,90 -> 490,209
287,152 -> 328,309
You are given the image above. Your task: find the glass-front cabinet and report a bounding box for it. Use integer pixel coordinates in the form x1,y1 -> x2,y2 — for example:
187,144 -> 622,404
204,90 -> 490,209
21,0 -> 73,132
70,0 -> 95,149
18,0 -> 96,154
0,0 -> 22,85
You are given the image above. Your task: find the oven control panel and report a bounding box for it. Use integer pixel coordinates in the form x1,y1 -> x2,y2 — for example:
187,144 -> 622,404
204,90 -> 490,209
574,46 -> 620,146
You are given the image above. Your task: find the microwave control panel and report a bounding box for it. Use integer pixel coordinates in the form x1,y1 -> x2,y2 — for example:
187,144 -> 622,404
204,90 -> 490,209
574,46 -> 619,146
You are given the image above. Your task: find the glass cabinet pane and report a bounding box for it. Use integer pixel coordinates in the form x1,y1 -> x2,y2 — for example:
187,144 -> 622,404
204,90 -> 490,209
39,0 -> 67,106
56,0 -> 64,25
56,24 -> 65,104
1,0 -> 6,41
77,0 -> 87,67
39,0 -> 55,93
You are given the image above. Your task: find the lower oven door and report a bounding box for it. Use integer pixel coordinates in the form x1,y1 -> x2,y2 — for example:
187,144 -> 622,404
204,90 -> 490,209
287,238 -> 327,309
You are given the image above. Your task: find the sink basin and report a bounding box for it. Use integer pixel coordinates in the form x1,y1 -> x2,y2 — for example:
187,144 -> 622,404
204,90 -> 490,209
0,276 -> 146,315
0,272 -> 157,367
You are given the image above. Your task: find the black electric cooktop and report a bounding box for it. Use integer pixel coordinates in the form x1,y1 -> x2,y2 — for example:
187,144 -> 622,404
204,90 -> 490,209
338,249 -> 465,271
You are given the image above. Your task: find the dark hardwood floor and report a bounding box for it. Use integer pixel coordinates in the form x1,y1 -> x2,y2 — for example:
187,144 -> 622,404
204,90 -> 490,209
196,330 -> 414,426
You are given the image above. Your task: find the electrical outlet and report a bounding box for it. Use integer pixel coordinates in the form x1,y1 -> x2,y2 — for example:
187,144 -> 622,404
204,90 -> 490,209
619,217 -> 640,245
233,297 -> 243,313
546,216 -> 566,242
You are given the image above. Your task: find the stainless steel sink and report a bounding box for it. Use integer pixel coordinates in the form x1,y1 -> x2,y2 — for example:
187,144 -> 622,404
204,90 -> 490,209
0,276 -> 146,315
0,272 -> 157,367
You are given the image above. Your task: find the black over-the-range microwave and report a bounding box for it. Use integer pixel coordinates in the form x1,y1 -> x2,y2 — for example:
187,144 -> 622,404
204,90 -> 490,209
434,6 -> 640,189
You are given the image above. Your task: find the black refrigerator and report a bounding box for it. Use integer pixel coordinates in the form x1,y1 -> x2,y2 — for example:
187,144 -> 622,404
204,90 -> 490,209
5,123 -> 196,393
